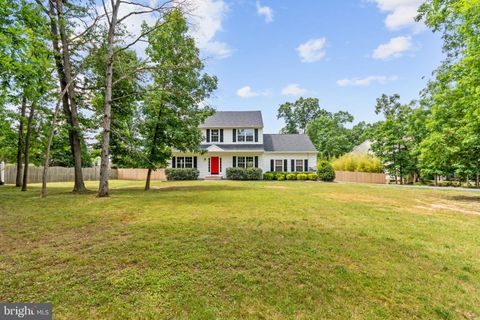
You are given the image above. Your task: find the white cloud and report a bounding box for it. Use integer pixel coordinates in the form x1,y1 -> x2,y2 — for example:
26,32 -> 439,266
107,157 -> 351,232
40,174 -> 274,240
281,84 -> 307,96
189,0 -> 232,59
236,86 -> 257,98
336,75 -> 399,86
94,0 -> 232,59
372,36 -> 412,60
371,0 -> 425,32
256,1 -> 274,23
296,38 -> 327,63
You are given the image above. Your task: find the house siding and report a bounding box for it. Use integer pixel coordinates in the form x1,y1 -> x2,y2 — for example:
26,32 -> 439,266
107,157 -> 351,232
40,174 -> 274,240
170,152 -> 317,178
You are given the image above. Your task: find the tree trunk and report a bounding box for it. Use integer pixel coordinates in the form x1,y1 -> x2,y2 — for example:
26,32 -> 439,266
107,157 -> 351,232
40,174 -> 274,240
21,103 -> 35,192
15,96 -> 27,187
41,90 -> 64,198
434,175 -> 438,187
145,168 -> 152,191
51,0 -> 86,193
144,102 -> 163,191
476,163 -> 479,188
98,0 -> 121,197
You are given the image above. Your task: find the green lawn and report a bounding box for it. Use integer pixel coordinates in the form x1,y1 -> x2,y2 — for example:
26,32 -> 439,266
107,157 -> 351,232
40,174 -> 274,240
0,180 -> 479,319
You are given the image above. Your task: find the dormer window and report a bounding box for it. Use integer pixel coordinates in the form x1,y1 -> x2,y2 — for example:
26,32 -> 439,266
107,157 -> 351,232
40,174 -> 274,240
237,129 -> 254,142
211,129 -> 219,142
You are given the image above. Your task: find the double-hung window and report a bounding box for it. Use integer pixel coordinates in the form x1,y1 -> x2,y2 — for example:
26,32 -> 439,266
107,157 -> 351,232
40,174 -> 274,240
275,159 -> 283,172
237,156 -> 254,168
176,157 -> 194,168
210,129 -> 219,142
237,129 -> 254,142
295,160 -> 304,172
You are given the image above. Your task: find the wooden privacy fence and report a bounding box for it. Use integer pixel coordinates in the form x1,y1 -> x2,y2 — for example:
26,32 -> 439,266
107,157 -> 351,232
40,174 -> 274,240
117,168 -> 166,181
2,166 -> 166,184
3,166 -> 118,184
335,171 -> 387,184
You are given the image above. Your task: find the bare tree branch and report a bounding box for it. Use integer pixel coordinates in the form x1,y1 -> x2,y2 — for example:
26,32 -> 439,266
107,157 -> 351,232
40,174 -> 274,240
116,0 -> 176,24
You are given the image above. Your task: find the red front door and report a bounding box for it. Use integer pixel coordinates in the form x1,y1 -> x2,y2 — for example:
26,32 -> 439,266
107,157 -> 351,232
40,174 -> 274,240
211,157 -> 219,174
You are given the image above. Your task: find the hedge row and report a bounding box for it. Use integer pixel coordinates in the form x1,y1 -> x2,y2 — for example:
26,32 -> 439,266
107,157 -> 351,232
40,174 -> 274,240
263,171 -> 318,181
165,168 -> 199,180
226,167 -> 263,180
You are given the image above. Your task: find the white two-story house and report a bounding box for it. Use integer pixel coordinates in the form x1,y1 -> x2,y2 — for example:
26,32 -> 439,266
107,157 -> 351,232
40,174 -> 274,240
169,111 -> 318,179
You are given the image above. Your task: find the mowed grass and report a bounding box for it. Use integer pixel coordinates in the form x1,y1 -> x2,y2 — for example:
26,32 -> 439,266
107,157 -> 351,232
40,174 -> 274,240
0,180 -> 479,319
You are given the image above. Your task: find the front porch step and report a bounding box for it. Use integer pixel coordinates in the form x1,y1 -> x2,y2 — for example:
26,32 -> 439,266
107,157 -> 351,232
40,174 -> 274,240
204,175 -> 223,180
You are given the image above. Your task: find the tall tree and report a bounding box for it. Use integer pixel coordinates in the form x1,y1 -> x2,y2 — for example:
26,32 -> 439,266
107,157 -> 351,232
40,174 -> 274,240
417,0 -> 480,186
142,9 -> 217,191
307,111 -> 356,159
15,96 -> 27,186
88,46 -> 144,168
277,97 -> 328,134
32,0 -> 97,193
370,94 -> 416,184
0,0 -> 55,189
96,0 -> 181,197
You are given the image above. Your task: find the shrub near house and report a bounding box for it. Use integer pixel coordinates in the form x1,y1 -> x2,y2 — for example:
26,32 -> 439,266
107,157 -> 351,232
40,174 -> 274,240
226,167 -> 263,180
165,168 -> 199,180
263,171 -> 318,181
317,160 -> 335,182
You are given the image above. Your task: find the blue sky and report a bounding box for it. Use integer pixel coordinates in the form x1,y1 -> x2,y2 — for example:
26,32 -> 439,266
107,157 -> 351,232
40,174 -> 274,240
185,0 -> 444,133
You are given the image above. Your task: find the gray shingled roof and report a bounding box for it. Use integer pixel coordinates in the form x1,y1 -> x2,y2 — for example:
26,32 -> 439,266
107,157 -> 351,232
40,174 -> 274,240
200,144 -> 264,151
199,111 -> 263,128
263,134 -> 317,152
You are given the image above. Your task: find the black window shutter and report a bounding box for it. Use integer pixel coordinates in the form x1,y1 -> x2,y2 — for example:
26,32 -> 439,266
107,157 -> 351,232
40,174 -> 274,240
233,156 -> 236,167
220,129 -> 224,142
194,156 -> 197,168
304,159 -> 308,172
291,159 -> 295,172
254,129 -> 258,142
270,159 -> 274,172
254,156 -> 258,168
232,129 -> 236,142
206,129 -> 210,143
172,157 -> 176,168
284,159 -> 287,172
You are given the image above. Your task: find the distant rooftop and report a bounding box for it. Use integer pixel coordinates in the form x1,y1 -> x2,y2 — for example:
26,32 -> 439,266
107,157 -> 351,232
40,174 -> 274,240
263,134 -> 317,153
199,111 -> 263,128
351,140 -> 373,154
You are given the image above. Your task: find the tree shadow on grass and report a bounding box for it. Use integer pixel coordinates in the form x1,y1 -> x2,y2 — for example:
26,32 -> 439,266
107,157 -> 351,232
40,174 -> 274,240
449,195 -> 480,203
113,184 -> 249,194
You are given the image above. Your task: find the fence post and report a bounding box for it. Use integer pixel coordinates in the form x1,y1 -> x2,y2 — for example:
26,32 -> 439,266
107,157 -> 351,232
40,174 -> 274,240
0,161 -> 4,185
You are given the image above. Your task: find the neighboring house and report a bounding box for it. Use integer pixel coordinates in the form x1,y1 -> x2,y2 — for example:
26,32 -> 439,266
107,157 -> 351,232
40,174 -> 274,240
169,111 -> 318,179
351,140 -> 373,155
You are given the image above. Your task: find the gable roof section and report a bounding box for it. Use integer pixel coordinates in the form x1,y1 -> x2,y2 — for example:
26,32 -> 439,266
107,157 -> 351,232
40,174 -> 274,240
199,111 -> 263,128
200,144 -> 264,152
263,134 -> 317,153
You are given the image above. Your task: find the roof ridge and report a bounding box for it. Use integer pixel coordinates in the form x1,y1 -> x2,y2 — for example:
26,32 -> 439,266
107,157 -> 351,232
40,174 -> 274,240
264,133 -> 308,135
213,110 -> 262,112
